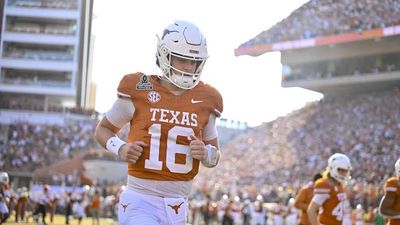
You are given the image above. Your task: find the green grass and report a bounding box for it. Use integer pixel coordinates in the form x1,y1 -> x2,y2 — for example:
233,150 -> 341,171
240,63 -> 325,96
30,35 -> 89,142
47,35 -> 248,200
3,214 -> 117,225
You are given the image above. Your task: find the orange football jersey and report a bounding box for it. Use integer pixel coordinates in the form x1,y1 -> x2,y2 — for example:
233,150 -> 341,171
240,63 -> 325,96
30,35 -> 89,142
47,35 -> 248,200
314,177 -> 347,225
117,73 -> 223,181
384,177 -> 400,225
295,183 -> 314,225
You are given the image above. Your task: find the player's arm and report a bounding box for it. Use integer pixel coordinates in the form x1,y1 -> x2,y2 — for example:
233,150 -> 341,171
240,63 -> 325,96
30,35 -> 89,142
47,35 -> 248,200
379,191 -> 400,218
307,190 -> 329,225
95,97 -> 147,163
201,121 -> 221,168
294,188 -> 309,211
190,114 -> 221,168
189,137 -> 221,168
202,137 -> 221,168
95,96 -> 132,148
307,201 -> 320,225
95,116 -> 121,148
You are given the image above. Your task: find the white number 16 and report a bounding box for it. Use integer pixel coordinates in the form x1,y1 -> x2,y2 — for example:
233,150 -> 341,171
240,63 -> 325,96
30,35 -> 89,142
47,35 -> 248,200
144,124 -> 194,174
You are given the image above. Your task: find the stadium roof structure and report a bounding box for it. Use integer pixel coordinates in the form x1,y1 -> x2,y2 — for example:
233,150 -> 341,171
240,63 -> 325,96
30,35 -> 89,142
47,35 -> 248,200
235,0 -> 400,57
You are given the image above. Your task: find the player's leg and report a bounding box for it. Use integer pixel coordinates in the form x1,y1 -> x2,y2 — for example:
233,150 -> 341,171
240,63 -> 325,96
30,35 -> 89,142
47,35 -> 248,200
163,197 -> 188,225
118,188 -> 166,225
0,202 -> 9,224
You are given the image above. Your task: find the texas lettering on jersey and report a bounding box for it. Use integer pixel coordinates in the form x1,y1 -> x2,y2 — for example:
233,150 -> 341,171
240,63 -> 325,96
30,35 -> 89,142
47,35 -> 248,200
149,108 -> 198,127
117,73 -> 223,181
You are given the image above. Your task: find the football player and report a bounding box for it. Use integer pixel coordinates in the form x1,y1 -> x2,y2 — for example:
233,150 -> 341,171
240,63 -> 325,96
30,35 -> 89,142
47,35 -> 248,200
33,185 -> 51,225
379,158 -> 400,225
95,20 -> 223,225
0,172 -> 10,224
294,173 -> 322,225
307,153 -> 352,225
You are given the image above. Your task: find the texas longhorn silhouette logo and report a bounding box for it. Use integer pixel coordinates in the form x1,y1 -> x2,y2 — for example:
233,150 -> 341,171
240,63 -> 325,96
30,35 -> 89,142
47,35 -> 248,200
168,202 -> 184,214
120,203 -> 131,213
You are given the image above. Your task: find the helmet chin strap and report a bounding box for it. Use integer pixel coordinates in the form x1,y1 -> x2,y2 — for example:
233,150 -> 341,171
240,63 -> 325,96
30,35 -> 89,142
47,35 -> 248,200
170,71 -> 195,89
165,65 -> 198,89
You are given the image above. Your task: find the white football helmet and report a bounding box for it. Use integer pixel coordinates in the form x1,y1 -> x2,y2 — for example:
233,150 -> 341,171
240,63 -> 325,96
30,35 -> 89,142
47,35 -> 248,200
0,172 -> 9,184
156,20 -> 208,89
327,153 -> 352,184
395,158 -> 400,177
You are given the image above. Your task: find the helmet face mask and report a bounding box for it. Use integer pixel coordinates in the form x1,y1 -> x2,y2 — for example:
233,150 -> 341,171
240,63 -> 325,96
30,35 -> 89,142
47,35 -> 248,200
327,153 -> 352,184
156,20 -> 208,90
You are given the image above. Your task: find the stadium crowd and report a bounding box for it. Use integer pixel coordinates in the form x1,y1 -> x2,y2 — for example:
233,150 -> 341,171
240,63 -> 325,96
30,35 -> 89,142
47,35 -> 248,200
0,90 -> 399,225
283,52 -> 400,81
239,0 -> 400,47
0,120 -> 97,172
190,87 -> 400,224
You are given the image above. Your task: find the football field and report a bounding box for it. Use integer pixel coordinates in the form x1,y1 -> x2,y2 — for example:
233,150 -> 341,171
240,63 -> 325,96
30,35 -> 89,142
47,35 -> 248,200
3,214 -> 116,225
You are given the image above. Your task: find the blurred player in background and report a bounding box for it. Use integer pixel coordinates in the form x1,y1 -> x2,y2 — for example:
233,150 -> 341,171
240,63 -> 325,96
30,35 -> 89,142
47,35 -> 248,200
295,173 -> 322,225
0,172 -> 10,224
307,153 -> 352,225
379,158 -> 400,225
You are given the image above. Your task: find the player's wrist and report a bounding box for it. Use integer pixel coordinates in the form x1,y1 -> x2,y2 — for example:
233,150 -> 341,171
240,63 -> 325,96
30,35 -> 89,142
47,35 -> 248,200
202,144 -> 220,167
106,136 -> 126,156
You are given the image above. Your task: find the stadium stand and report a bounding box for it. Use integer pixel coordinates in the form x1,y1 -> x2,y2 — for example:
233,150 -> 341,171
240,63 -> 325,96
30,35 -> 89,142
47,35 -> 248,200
237,0 -> 400,48
185,0 -> 400,224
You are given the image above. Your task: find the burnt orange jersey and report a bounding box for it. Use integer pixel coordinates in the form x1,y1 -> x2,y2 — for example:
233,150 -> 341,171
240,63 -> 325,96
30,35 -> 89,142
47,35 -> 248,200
314,177 -> 347,225
384,177 -> 400,225
91,195 -> 100,209
117,73 -> 223,181
295,182 -> 314,225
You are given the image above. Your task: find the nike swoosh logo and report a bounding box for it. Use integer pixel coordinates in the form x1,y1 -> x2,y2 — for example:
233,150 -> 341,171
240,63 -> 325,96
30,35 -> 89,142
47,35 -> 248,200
191,99 -> 203,104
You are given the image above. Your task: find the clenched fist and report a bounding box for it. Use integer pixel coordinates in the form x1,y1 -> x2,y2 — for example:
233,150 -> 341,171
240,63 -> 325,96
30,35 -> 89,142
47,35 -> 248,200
189,135 -> 207,161
119,141 -> 148,164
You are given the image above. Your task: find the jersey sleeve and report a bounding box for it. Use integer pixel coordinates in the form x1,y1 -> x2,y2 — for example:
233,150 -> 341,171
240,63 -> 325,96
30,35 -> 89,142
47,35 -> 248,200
209,86 -> 223,117
312,179 -> 331,205
117,73 -> 143,98
202,114 -> 218,141
105,98 -> 135,128
385,177 -> 398,193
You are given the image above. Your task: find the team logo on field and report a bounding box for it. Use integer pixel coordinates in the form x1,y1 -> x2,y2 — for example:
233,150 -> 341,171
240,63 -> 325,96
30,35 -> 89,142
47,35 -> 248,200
136,74 -> 153,90
168,202 -> 184,214
147,91 -> 161,103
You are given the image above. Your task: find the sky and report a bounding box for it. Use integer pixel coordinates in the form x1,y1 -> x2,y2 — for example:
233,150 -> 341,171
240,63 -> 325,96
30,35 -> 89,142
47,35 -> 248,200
91,0 -> 323,127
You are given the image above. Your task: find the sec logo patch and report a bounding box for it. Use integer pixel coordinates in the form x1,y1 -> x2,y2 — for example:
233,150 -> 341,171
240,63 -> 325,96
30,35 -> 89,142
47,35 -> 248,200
147,91 -> 161,103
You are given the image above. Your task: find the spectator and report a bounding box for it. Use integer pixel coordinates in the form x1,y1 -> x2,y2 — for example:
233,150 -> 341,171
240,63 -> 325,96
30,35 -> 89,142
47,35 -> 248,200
90,190 -> 101,225
240,0 -> 400,47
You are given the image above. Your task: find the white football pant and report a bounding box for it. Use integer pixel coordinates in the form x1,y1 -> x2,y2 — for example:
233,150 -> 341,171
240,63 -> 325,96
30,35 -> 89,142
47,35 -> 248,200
118,188 -> 187,225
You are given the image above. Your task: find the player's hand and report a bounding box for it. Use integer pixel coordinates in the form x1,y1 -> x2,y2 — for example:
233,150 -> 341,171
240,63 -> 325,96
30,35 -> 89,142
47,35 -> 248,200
189,135 -> 206,161
118,141 -> 147,164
